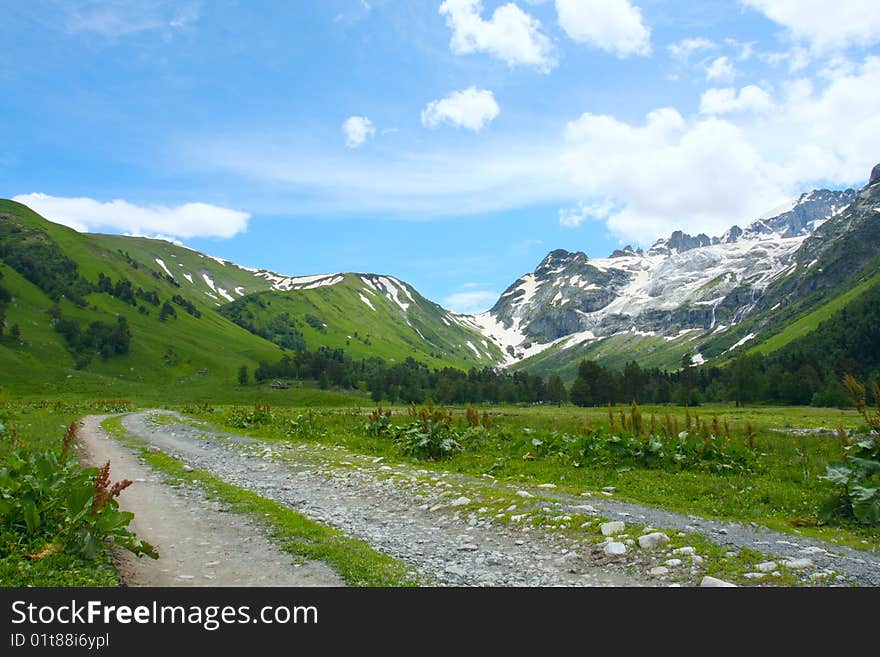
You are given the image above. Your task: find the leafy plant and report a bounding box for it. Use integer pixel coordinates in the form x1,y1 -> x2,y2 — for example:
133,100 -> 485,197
383,404 -> 462,460
227,402 -> 275,428
364,404 -> 393,436
0,426 -> 156,561
819,376 -> 880,525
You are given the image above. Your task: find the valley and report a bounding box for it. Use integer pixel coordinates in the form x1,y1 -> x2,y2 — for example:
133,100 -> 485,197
1,165 -> 879,588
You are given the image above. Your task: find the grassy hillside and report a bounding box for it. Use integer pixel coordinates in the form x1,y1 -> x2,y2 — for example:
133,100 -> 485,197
218,274 -> 503,370
86,232 -> 275,305
0,199 -> 500,402
0,200 -> 289,401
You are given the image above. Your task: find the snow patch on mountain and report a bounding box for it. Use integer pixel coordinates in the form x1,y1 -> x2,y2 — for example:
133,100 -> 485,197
726,332 -> 757,353
154,258 -> 173,278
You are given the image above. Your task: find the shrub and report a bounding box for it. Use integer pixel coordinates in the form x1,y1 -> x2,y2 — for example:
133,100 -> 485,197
819,376 -> 880,525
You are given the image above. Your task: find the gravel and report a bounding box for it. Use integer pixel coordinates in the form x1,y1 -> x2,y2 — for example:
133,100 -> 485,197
107,411 -> 880,587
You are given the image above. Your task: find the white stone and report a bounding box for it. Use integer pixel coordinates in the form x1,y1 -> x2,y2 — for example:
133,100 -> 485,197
649,566 -> 669,576
537,483 -> 557,489
604,542 -> 627,556
755,561 -> 777,573
783,558 -> 813,570
451,496 -> 471,507
672,546 -> 696,556
743,572 -> 765,580
516,490 -> 533,498
182,464 -> 194,472
664,558 -> 683,567
600,521 -> 625,536
638,532 -> 670,550
691,555 -> 704,565
700,576 -> 736,587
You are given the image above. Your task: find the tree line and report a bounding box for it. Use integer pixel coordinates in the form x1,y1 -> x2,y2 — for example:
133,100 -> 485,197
244,275 -> 879,409
246,348 -> 568,404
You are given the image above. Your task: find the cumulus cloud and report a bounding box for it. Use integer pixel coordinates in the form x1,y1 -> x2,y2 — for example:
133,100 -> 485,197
667,37 -> 717,61
443,290 -> 499,314
741,0 -> 880,52
439,0 -> 556,72
421,87 -> 500,131
705,56 -> 737,82
559,56 -> 880,243
11,193 -> 250,239
699,85 -> 774,115
342,116 -> 376,148
555,0 -> 651,57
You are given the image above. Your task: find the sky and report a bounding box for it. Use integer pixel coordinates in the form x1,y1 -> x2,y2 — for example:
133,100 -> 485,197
1,0 -> 879,314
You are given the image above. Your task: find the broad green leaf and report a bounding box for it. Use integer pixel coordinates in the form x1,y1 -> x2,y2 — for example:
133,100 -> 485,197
820,463 -> 852,486
22,499 -> 40,534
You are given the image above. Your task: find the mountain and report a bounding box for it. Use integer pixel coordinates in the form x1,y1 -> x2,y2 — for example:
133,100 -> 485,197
218,274 -> 502,367
87,232 -> 501,368
3,163 -> 877,394
473,171 -> 872,380
0,200 -> 498,399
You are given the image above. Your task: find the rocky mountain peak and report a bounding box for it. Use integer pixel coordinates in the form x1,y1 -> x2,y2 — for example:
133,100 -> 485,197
648,230 -> 711,256
609,245 -> 643,258
870,162 -> 880,186
535,249 -> 589,276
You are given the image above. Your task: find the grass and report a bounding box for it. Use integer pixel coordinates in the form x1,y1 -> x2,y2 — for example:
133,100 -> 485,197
100,416 -> 419,587
179,401 -> 879,552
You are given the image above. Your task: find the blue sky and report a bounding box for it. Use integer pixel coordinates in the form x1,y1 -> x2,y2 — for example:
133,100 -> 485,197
2,1 -> 878,313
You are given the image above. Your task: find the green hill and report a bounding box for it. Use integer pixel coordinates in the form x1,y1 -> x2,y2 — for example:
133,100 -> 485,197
0,199 -> 498,402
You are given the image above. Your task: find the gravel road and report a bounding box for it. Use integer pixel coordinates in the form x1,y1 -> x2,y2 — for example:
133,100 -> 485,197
88,411 -> 880,587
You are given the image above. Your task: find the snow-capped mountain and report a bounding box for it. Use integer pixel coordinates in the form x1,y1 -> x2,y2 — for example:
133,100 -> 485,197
473,186 -> 861,365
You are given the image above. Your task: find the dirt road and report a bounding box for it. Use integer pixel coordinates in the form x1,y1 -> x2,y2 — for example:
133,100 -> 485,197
78,415 -> 345,587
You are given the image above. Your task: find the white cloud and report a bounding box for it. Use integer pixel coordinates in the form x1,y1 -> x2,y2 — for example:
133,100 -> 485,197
65,1 -> 199,37
558,200 -> 615,227
555,0 -> 651,57
183,58 -> 880,247
439,0 -> 556,72
443,290 -> 499,314
741,0 -> 880,52
706,56 -> 737,82
421,87 -> 500,131
699,85 -> 774,115
760,46 -> 810,72
667,37 -> 716,60
559,56 -> 880,243
11,193 -> 250,239
342,116 -> 376,148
